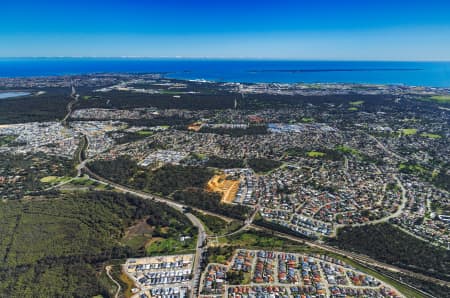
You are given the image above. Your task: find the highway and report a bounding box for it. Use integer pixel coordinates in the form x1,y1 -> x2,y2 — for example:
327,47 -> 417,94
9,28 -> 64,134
61,83 -> 78,127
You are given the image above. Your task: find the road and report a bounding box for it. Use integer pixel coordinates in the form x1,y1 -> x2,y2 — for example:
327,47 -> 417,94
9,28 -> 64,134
61,84 -> 78,126
364,132 -> 407,162
105,265 -> 121,298
185,213 -> 206,297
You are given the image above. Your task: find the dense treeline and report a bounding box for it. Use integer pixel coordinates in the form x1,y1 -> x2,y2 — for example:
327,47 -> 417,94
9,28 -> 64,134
76,91 -> 236,110
89,157 -> 214,195
433,170 -> 450,192
0,90 -> 71,124
0,191 -> 192,297
122,116 -> 193,127
205,156 -> 245,169
247,158 -> 282,173
239,94 -> 393,110
108,131 -> 151,144
75,92 -> 393,112
330,223 -> 450,281
89,156 -> 139,185
73,116 -> 194,128
173,188 -> 250,220
147,165 -> 214,195
199,125 -> 268,137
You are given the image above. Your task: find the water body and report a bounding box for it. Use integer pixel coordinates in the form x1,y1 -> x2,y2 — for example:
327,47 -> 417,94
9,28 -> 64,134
0,91 -> 30,99
0,58 -> 450,87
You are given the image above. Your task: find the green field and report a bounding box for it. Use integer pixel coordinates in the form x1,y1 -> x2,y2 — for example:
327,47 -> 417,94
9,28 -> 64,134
40,175 -> 72,184
420,132 -> 442,139
349,100 -> 364,106
300,117 -> 314,123
348,107 -> 358,111
146,236 -> 196,255
429,95 -> 450,103
136,130 -> 153,136
399,128 -> 418,136
307,151 -> 326,158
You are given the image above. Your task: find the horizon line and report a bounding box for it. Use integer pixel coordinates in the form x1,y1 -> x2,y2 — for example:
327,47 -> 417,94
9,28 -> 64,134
1,56 -> 450,63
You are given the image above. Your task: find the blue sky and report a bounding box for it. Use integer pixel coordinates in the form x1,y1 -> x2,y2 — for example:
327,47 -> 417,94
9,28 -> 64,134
1,0 -> 450,60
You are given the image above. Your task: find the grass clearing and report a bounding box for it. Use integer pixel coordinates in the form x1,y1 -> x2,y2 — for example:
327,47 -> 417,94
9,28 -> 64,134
420,132 -> 441,139
145,236 -> 196,256
136,130 -> 153,136
300,117 -> 314,123
71,176 -> 95,186
349,100 -> 364,106
39,176 -> 72,183
429,95 -> 450,103
40,175 -> 58,183
399,128 -> 418,136
307,151 -> 326,158
348,107 -> 358,111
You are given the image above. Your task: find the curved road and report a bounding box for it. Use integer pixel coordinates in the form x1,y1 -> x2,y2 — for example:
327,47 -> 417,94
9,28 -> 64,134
105,265 -> 121,298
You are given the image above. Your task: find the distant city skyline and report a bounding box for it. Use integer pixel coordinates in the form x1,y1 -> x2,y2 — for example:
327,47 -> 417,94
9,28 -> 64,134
2,0 -> 450,60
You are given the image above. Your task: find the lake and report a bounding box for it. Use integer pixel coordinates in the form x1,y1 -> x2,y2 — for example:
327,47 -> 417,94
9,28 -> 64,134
0,91 -> 30,99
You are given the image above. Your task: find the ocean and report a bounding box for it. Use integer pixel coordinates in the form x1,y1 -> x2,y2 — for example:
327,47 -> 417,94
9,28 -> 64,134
0,58 -> 450,87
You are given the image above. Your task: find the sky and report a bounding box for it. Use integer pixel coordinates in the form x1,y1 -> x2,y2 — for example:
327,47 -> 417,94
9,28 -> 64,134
1,0 -> 450,60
